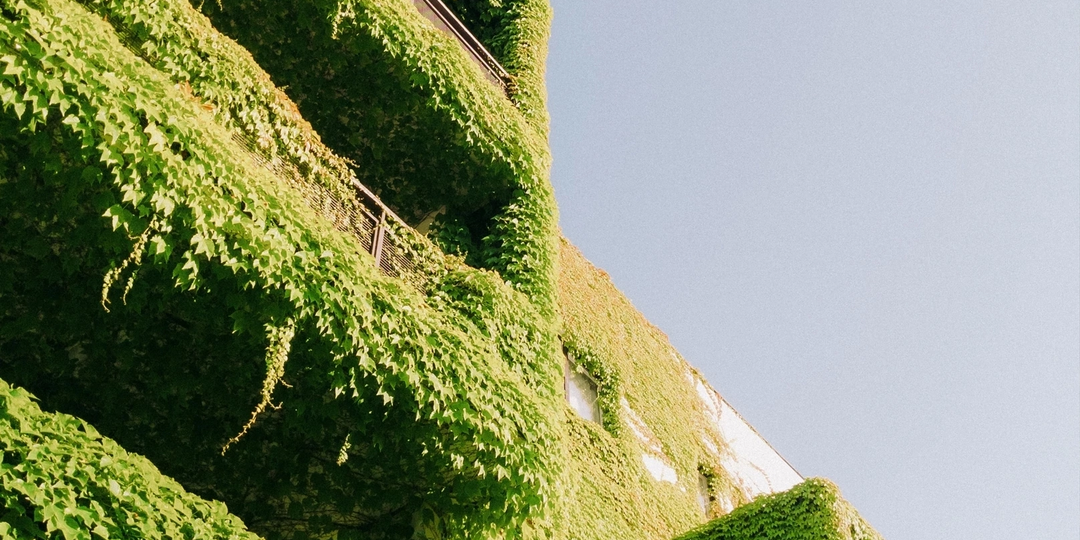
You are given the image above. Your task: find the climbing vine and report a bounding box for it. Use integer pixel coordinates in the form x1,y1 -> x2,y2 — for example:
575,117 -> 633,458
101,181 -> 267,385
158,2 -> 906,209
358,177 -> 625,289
0,0 -> 559,537
674,478 -> 884,540
222,317 -> 297,454
561,340 -> 621,437
553,238 -> 750,540
0,0 -> 883,539
196,0 -> 559,317
0,378 -> 261,540
441,0 -> 553,135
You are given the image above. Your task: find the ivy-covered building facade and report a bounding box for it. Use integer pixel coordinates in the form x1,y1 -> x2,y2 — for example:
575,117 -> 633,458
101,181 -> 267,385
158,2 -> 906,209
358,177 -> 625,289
0,0 -> 881,538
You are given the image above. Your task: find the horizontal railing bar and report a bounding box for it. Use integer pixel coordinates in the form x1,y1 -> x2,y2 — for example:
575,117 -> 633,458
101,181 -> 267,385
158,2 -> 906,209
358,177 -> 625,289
413,0 -> 511,91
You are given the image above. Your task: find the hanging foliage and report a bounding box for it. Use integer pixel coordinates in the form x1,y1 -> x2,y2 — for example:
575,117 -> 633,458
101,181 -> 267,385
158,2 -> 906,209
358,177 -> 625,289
195,0 -> 559,317
0,0 -> 885,538
0,0 -> 560,537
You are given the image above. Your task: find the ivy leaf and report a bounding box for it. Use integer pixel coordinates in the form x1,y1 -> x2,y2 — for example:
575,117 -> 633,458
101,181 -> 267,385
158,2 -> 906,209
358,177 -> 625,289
102,204 -> 132,231
148,235 -> 172,261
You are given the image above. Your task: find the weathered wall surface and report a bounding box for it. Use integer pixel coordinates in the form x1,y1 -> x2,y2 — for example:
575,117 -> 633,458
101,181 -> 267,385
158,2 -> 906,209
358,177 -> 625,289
556,238 -> 809,538
691,375 -> 802,505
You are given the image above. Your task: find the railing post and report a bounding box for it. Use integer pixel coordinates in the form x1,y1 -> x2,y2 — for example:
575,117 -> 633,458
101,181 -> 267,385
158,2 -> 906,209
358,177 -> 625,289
371,207 -> 387,268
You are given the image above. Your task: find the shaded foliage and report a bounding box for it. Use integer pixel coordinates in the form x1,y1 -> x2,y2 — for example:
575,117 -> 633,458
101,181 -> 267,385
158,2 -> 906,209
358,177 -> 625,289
0,0 -> 558,537
196,0 -> 558,316
0,378 -> 260,540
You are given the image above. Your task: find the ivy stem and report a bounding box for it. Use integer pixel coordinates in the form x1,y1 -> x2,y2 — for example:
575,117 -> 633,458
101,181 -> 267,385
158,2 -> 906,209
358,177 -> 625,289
222,317 -> 297,454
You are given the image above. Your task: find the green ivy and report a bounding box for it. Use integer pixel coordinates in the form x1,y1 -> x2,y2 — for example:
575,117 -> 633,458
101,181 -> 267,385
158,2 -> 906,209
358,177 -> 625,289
0,0 -> 885,538
0,378 -> 260,540
561,340 -> 621,437
673,478 -> 884,540
0,0 -> 560,537
440,0 -> 553,135
196,0 -> 559,318
74,0 -> 449,289
553,238 -> 756,539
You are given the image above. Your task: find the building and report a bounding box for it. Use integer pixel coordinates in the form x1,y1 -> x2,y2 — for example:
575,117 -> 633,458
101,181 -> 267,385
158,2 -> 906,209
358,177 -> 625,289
0,0 -> 880,538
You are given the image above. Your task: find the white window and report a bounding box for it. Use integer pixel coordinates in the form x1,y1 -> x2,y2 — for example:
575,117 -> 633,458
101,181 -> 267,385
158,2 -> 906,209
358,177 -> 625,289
564,349 -> 602,423
697,472 -> 711,514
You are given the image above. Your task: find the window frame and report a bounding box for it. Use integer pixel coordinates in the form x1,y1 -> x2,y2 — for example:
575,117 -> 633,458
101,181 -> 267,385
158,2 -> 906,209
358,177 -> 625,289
562,346 -> 603,424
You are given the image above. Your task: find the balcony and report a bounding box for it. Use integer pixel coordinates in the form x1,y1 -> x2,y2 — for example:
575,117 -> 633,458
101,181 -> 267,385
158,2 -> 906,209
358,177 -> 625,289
411,0 -> 511,92
193,0 -> 554,300
100,4 -> 442,294
230,132 -> 438,294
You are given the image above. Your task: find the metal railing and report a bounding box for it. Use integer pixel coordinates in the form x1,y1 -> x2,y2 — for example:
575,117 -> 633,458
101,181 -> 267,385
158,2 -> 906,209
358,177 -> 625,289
411,0 -> 511,92
232,133 -> 437,293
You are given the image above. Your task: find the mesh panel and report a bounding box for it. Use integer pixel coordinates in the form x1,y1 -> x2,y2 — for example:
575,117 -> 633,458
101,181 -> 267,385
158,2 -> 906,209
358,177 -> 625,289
230,132 -> 436,293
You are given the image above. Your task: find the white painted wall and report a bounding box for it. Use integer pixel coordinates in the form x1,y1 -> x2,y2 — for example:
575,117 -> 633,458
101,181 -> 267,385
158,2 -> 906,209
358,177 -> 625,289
692,371 -> 802,502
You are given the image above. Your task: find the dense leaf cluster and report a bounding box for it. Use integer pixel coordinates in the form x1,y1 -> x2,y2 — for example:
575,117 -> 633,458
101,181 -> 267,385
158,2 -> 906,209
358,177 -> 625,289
0,0 -> 560,537
0,378 -> 259,540
196,0 -> 559,317
673,478 -> 883,540
75,0 -> 449,289
0,0 -> 886,538
441,0 -> 553,134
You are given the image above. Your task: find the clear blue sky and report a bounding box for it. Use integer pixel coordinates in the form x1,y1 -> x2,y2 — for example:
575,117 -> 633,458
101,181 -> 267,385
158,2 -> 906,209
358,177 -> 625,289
545,1 -> 1080,538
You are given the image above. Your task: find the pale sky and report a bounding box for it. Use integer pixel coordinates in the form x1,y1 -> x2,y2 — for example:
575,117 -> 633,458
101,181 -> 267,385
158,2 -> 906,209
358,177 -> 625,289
545,1 -> 1080,538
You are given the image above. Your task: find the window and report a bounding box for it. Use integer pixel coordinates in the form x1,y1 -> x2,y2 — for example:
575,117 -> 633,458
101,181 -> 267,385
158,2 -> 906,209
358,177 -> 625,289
697,472 -> 711,514
564,347 -> 602,423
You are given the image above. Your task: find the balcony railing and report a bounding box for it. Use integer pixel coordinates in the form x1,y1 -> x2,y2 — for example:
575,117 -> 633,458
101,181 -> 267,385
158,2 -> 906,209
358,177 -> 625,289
412,0 -> 511,92
231,133 -> 438,293
106,8 -> 456,294
232,1 -> 508,291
